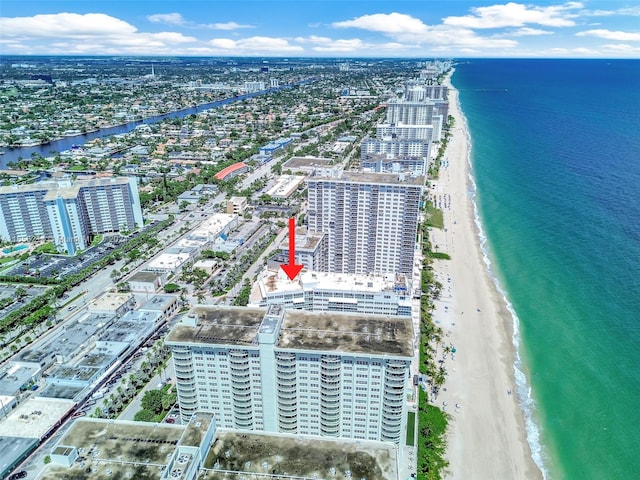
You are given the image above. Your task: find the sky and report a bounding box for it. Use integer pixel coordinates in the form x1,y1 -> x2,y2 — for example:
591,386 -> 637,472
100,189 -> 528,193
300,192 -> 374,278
1,0 -> 640,58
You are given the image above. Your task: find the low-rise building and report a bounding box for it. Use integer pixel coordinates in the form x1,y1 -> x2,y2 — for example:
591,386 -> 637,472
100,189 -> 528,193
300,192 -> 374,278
127,271 -> 167,293
87,292 -> 135,317
265,174 -> 305,200
226,196 -> 248,215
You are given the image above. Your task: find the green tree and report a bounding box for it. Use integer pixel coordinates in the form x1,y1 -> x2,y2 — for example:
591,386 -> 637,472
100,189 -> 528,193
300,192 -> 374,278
134,409 -> 156,422
164,283 -> 181,293
141,389 -> 164,414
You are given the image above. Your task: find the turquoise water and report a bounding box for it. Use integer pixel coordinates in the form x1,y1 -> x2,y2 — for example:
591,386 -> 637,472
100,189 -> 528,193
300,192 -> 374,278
2,244 -> 28,254
453,59 -> 640,479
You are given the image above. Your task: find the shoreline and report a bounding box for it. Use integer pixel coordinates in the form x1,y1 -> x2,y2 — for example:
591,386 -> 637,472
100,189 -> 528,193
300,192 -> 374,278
429,71 -> 544,479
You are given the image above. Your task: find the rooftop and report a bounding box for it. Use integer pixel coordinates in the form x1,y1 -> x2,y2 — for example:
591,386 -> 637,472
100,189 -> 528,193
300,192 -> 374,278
278,310 -> 413,357
0,176 -> 133,200
283,156 -> 332,170
215,162 -> 247,181
40,418 -> 184,480
166,307 -> 266,346
87,292 -> 133,312
265,174 -> 305,199
0,397 -> 75,439
308,169 -> 425,187
128,271 -> 163,283
202,430 -> 397,480
254,268 -> 410,301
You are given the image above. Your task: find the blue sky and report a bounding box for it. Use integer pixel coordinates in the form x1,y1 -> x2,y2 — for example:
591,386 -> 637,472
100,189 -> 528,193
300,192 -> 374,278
1,1 -> 640,57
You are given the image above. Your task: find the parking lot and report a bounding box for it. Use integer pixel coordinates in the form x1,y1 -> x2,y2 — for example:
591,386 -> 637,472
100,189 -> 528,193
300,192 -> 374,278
2,234 -> 138,280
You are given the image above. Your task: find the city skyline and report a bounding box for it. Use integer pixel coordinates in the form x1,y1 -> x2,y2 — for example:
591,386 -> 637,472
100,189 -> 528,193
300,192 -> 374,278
1,1 -> 640,58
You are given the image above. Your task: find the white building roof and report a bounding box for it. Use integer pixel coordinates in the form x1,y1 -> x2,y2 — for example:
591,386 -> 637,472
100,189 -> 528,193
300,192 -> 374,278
266,174 -> 305,199
251,268 -> 411,304
0,397 -> 76,439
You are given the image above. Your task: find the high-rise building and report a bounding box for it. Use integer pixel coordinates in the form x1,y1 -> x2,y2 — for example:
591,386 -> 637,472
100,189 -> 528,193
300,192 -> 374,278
306,170 -> 423,275
0,177 -> 143,254
166,305 -> 413,444
385,100 -> 434,126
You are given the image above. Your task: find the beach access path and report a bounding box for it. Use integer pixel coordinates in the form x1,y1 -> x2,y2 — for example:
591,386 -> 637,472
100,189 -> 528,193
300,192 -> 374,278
428,73 -> 543,479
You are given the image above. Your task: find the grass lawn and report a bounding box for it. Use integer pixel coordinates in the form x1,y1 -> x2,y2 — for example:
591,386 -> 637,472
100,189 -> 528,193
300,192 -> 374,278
424,202 -> 444,229
407,410 -> 416,446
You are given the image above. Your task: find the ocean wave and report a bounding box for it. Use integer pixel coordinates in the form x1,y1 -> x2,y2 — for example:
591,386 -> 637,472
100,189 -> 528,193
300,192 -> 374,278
458,99 -> 550,479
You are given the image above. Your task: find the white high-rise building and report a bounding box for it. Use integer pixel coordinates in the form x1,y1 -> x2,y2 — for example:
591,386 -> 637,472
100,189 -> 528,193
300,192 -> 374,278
385,100 -> 434,126
306,171 -> 423,275
166,305 -> 413,444
0,177 -> 143,254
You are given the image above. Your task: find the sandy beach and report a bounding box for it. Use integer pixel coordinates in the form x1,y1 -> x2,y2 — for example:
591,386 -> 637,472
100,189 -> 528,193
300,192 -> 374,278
428,74 -> 543,479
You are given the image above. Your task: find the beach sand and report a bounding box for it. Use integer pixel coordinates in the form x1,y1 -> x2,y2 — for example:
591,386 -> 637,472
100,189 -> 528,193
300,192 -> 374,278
428,74 -> 543,480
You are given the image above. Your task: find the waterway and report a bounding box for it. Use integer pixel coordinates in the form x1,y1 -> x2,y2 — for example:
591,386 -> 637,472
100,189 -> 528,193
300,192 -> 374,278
1,80 -> 312,169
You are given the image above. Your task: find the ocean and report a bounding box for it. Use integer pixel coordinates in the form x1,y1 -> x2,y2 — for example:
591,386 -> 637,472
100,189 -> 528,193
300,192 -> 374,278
453,59 -> 640,480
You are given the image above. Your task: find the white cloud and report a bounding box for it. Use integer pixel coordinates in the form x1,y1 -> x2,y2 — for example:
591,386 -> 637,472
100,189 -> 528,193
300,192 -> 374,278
333,12 -> 428,35
209,36 -> 303,53
147,13 -> 186,25
332,12 -> 517,49
0,13 -> 197,54
0,13 -> 137,38
296,35 -> 364,52
295,35 -> 415,53
577,29 -> 640,41
601,43 -> 640,53
508,27 -> 554,36
443,2 -> 582,29
204,21 -> 253,30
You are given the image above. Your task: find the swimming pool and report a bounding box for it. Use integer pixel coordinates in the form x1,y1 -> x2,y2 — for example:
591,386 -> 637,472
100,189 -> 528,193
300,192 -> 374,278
2,244 -> 28,254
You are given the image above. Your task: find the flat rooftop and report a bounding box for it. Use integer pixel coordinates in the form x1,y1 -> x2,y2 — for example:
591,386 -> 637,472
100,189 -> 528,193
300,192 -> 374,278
308,170 -> 425,187
278,228 -> 323,252
88,292 -> 132,312
139,294 -> 177,312
284,156 -> 332,169
40,419 -> 184,480
128,270 -> 163,283
0,436 -> 38,477
253,268 -> 410,301
166,307 -> 266,346
278,310 -> 413,357
0,397 -> 75,439
180,412 -> 214,447
0,362 -> 41,396
203,430 -> 398,480
39,417 -> 398,480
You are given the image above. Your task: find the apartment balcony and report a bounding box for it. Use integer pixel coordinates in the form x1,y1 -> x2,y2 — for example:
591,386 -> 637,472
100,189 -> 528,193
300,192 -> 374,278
229,364 -> 250,373
235,419 -> 253,430
321,391 -> 340,402
383,397 -> 404,408
277,369 -> 297,380
172,351 -> 192,361
320,405 -> 340,416
278,396 -> 297,407
384,378 -> 406,389
230,379 -> 251,388
177,384 -> 196,394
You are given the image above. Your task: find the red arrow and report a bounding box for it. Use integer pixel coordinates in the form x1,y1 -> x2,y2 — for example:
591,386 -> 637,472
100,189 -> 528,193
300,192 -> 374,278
280,217 -> 304,280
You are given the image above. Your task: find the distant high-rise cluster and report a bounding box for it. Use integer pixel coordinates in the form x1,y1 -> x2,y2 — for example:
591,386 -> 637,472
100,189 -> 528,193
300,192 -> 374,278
360,77 -> 450,175
0,176 -> 143,254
